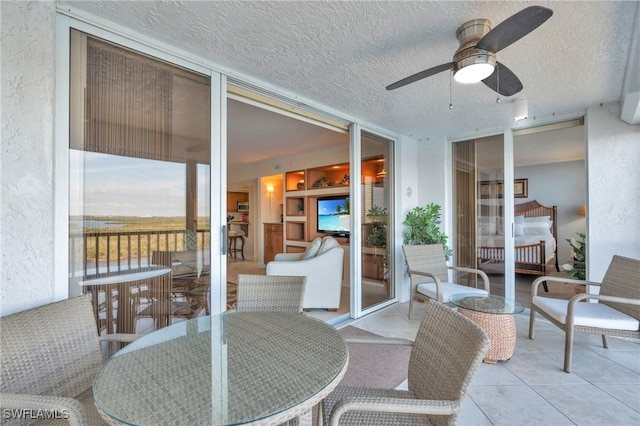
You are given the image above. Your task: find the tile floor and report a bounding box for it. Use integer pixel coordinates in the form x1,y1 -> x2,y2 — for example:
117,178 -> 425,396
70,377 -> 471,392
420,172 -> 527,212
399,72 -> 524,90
345,301 -> 640,426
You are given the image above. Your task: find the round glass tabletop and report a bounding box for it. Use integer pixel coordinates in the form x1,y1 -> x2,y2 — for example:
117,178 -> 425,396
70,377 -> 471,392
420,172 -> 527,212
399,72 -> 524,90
449,293 -> 525,315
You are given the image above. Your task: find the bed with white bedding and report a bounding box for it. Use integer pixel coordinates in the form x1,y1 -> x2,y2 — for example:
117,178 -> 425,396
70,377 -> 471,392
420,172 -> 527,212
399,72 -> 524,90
477,200 -> 559,276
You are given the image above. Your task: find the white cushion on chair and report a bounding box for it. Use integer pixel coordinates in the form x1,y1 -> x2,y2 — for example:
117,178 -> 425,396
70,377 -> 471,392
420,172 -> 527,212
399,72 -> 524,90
303,237 -> 322,259
318,236 -> 340,255
417,282 -> 488,302
532,296 -> 640,330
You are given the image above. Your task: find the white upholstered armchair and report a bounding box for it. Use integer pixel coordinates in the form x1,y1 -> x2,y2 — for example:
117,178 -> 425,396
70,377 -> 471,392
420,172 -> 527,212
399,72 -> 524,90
266,236 -> 344,310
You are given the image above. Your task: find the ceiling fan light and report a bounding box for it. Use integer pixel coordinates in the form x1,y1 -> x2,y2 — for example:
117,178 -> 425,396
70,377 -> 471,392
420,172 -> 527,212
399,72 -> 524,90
454,62 -> 495,83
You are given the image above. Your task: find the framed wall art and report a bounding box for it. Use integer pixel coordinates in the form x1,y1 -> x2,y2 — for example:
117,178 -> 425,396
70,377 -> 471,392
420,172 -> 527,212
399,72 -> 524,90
514,178 -> 528,198
479,179 -> 528,199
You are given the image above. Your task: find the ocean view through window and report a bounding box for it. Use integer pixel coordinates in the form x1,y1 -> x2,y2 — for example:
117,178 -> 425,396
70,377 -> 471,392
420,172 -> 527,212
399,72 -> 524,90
68,29 -> 212,333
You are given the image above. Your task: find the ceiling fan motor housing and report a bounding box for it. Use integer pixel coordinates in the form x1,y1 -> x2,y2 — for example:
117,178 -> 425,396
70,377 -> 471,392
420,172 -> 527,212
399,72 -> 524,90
453,19 -> 496,81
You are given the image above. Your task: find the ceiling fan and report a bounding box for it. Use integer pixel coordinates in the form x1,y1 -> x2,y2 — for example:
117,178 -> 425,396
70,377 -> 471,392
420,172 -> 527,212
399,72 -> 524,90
386,6 -> 553,97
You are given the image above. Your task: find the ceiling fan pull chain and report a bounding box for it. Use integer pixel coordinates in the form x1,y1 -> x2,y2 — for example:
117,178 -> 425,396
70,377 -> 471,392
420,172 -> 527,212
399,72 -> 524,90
496,64 -> 500,104
449,70 -> 453,109
496,64 -> 501,103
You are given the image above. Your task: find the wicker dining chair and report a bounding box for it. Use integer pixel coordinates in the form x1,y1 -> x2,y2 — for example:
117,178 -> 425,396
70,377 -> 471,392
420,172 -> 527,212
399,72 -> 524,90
403,244 -> 490,318
236,274 -> 307,313
0,295 -> 139,426
529,254 -> 640,372
322,299 -> 489,426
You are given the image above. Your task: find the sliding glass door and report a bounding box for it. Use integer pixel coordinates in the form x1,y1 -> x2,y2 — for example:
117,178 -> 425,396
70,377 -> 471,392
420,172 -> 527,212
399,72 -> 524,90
68,29 -> 215,334
355,128 -> 395,315
453,135 -> 512,295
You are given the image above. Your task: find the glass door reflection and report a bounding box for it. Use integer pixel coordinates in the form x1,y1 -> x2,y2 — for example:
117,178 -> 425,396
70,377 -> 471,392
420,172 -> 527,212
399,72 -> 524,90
360,131 -> 394,310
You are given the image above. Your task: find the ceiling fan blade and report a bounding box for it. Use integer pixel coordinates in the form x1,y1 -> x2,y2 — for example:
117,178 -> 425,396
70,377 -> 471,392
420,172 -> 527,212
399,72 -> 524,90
476,6 -> 553,53
386,62 -> 453,90
482,62 -> 523,97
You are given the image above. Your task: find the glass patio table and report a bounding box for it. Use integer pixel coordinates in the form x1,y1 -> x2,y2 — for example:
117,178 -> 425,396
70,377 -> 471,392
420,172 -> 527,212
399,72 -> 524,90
93,312 -> 348,425
450,293 -> 525,363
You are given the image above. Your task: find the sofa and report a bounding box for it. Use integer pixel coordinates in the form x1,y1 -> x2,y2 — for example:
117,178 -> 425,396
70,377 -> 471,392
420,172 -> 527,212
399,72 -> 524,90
266,236 -> 344,310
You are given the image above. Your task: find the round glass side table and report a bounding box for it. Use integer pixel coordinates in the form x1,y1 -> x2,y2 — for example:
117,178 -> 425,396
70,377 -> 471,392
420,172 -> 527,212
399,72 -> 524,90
450,293 -> 525,363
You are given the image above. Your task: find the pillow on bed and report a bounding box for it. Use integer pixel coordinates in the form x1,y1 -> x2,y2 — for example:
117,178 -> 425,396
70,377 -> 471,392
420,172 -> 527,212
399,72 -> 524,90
523,226 -> 552,236
514,223 -> 525,236
523,221 -> 553,236
480,223 -> 497,235
515,215 -> 525,224
524,215 -> 550,223
479,216 -> 497,224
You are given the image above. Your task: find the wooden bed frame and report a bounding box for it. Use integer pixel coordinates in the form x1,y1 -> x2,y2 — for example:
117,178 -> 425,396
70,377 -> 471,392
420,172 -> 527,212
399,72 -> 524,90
477,200 -> 560,276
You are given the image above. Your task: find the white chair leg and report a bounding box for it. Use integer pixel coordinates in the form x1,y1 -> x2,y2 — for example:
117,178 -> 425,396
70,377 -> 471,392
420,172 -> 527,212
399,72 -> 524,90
529,306 -> 537,339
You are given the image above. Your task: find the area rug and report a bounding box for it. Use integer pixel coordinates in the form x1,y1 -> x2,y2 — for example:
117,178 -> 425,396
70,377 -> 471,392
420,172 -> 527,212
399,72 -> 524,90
226,282 -> 237,310
338,326 -> 411,389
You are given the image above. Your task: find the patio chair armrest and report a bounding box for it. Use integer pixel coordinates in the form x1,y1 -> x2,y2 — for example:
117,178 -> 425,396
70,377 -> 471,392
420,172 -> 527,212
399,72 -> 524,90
343,336 -> 413,346
448,266 -> 490,291
0,392 -> 87,426
568,292 -> 640,308
532,275 -> 592,297
99,333 -> 141,344
407,269 -> 441,283
329,396 -> 460,426
407,269 -> 444,301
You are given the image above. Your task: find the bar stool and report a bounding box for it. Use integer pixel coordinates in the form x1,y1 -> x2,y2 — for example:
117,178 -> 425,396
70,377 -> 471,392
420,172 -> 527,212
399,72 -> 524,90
228,230 -> 245,259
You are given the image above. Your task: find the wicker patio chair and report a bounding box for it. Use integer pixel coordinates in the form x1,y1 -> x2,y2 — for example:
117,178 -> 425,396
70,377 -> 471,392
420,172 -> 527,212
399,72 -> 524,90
322,299 -> 489,426
529,254 -> 640,372
236,274 -> 307,313
403,244 -> 490,318
0,295 -> 138,426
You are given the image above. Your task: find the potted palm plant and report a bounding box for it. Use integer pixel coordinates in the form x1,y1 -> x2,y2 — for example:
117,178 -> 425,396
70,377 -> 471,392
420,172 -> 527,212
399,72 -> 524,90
403,202 -> 452,259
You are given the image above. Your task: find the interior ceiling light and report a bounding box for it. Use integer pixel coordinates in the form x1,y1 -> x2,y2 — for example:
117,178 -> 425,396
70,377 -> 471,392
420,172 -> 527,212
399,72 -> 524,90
376,168 -> 387,178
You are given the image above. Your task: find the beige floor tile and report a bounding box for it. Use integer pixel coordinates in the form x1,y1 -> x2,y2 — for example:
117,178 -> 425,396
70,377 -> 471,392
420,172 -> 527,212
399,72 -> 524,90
596,384 -> 640,412
532,383 -> 640,425
472,363 -> 525,386
468,385 -> 574,425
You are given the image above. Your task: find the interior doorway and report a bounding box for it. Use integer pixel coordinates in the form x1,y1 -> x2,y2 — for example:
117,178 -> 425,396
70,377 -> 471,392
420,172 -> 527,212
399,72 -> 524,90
452,118 -> 586,307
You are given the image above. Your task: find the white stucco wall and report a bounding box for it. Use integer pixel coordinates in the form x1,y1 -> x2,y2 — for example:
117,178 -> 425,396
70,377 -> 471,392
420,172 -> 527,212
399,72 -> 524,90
1,1 -> 56,315
586,104 -> 640,282
395,134 -> 419,302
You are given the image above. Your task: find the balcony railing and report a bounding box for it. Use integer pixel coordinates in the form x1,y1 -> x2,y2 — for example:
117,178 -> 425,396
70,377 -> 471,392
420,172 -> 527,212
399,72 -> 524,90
69,228 -> 210,278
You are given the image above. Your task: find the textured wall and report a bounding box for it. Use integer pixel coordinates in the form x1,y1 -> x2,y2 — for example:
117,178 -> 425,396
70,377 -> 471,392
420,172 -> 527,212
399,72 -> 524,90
1,1 -> 56,315
587,104 -> 640,282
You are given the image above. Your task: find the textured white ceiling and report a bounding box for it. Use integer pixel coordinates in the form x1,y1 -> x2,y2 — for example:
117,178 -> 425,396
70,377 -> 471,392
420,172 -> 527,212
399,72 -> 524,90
62,0 -> 636,159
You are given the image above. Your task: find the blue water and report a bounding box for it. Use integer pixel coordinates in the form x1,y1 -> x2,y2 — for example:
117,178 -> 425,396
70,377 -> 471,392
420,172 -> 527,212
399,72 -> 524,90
318,215 -> 350,232
70,220 -> 126,229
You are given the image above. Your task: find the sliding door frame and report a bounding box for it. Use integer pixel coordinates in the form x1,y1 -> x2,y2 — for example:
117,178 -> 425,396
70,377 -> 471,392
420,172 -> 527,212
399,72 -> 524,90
55,14 -> 226,311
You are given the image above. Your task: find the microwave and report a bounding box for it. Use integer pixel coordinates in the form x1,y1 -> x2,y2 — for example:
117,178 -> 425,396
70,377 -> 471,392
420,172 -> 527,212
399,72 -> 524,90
237,201 -> 249,212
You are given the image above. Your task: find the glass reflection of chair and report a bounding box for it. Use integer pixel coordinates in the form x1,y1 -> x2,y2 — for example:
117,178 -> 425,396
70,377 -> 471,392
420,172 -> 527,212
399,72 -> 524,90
236,274 -> 307,313
149,250 -> 207,322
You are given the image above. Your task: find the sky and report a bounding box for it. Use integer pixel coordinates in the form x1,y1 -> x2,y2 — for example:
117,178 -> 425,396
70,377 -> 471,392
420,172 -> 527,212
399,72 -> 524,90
70,150 -> 210,217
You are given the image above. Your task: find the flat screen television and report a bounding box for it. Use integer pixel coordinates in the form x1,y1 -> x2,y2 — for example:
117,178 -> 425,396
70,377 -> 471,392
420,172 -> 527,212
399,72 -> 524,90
317,195 -> 350,237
